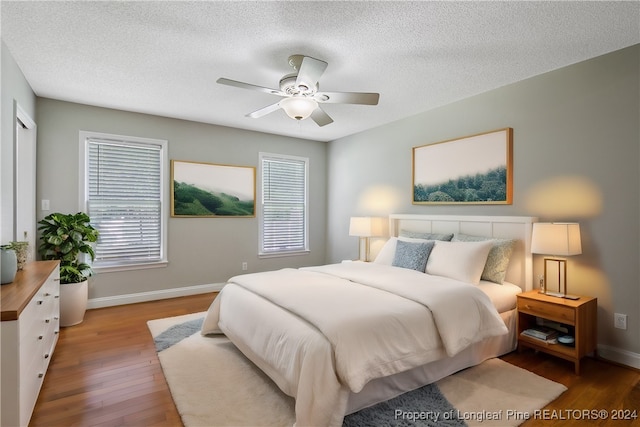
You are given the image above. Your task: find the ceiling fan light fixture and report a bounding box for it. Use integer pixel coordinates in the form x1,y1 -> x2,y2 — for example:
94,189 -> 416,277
280,97 -> 318,121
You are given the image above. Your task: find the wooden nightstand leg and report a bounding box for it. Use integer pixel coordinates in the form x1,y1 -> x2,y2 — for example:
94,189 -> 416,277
574,359 -> 581,375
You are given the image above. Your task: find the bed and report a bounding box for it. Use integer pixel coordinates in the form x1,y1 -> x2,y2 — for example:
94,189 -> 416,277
201,214 -> 537,426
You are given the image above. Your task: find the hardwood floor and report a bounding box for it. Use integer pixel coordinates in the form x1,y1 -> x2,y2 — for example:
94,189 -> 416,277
30,293 -> 216,427
31,293 -> 639,426
502,352 -> 640,427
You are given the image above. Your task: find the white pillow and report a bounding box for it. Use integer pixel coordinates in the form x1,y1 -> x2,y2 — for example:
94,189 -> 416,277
373,237 -> 398,265
425,240 -> 493,285
373,236 -> 433,265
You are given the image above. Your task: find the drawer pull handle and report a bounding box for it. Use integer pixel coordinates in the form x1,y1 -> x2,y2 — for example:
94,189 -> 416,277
38,373 -> 44,378
54,316 -> 59,320
44,353 -> 50,359
54,278 -> 60,282
37,300 -> 44,305
54,295 -> 60,299
44,292 -> 51,297
55,330 -> 59,335
38,335 -> 44,340
45,319 -> 50,323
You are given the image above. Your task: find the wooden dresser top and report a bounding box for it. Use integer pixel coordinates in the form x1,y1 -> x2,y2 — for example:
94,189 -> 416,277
1,260 -> 59,321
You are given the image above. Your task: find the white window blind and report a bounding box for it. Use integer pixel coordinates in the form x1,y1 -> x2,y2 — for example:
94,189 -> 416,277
260,153 -> 309,256
82,133 -> 167,269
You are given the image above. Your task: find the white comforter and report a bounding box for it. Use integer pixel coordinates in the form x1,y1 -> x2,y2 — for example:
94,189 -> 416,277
201,262 -> 508,426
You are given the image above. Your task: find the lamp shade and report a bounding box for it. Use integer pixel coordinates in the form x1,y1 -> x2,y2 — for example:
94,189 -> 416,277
531,223 -> 582,256
280,97 -> 318,120
349,217 -> 388,237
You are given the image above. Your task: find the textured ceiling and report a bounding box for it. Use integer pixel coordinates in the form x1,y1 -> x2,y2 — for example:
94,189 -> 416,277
2,1 -> 639,142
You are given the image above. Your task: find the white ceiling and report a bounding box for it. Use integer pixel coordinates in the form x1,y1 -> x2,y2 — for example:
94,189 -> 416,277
2,1 -> 639,142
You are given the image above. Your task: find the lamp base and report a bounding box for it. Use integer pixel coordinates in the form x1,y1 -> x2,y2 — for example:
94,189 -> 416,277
540,291 -> 565,298
539,291 -> 580,300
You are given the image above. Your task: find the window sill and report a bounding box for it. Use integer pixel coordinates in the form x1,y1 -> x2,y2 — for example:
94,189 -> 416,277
258,250 -> 310,259
93,260 -> 168,274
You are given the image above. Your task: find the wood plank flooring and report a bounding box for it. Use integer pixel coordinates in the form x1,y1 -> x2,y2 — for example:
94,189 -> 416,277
30,293 -> 216,427
31,293 -> 639,426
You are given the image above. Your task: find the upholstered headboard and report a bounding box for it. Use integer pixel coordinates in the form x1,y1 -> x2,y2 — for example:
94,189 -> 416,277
388,214 -> 537,291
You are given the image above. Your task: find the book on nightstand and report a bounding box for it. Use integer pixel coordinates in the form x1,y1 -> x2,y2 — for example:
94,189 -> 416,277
521,327 -> 560,342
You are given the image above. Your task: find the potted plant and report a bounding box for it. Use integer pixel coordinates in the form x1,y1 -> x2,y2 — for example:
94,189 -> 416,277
6,241 -> 29,270
38,212 -> 99,326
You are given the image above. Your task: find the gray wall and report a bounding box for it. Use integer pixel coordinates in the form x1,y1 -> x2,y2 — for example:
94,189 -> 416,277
1,41 -> 37,243
36,99 -> 327,299
327,45 -> 640,358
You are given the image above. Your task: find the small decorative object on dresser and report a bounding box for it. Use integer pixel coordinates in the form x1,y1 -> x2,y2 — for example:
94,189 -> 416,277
517,290 -> 597,374
0,245 -> 18,284
9,240 -> 30,270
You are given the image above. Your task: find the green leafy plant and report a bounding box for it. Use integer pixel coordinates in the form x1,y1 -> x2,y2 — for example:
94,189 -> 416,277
38,212 -> 99,284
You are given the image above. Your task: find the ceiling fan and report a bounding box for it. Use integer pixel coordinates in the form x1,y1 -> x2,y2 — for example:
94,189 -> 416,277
217,55 -> 380,127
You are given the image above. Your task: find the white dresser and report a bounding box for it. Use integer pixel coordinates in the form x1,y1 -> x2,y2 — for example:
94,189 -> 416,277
1,261 -> 60,427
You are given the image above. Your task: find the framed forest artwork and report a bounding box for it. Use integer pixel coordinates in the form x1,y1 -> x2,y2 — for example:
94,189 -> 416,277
412,128 -> 513,205
171,160 -> 255,217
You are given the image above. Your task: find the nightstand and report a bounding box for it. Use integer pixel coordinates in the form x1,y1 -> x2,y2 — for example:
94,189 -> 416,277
517,290 -> 597,374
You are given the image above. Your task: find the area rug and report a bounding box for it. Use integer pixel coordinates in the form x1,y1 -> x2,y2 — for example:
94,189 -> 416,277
148,312 -> 567,427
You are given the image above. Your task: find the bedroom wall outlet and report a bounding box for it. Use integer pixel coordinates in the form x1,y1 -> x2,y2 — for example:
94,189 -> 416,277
614,313 -> 627,330
242,262 -> 248,271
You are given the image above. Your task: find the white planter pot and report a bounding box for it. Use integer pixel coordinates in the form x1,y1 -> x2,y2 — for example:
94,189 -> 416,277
60,280 -> 88,327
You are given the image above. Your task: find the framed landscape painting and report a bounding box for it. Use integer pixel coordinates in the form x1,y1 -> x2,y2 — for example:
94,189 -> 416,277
171,160 -> 255,217
412,128 -> 513,205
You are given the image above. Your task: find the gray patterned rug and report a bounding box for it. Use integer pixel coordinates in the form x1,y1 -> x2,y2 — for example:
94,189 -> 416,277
148,312 -> 566,427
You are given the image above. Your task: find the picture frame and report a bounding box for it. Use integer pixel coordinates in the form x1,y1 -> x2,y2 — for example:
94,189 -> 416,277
171,160 -> 256,217
412,128 -> 513,205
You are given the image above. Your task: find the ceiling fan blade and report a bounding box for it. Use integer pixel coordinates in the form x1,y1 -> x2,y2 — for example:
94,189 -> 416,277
296,56 -> 328,89
310,107 -> 334,127
315,91 -> 380,105
217,78 -> 285,96
246,102 -> 282,118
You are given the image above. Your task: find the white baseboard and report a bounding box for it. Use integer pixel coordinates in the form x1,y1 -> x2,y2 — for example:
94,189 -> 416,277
87,283 -> 224,309
598,344 -> 640,370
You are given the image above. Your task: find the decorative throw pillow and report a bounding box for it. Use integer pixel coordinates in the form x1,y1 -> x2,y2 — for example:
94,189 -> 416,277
452,233 -> 517,284
425,240 -> 493,285
400,230 -> 454,241
392,240 -> 435,272
375,236 -> 434,265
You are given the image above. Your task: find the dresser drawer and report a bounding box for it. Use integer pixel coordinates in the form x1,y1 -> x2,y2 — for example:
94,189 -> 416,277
20,321 -> 45,375
517,297 -> 575,324
20,356 -> 46,426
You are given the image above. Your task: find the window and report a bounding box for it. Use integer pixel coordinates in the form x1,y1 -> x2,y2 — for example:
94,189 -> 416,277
259,153 -> 309,257
80,131 -> 168,271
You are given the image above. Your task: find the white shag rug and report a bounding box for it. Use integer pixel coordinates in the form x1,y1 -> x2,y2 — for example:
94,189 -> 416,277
148,312 -> 567,427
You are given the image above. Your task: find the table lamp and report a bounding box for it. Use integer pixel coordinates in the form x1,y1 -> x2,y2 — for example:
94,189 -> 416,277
531,222 -> 582,299
349,217 -> 387,262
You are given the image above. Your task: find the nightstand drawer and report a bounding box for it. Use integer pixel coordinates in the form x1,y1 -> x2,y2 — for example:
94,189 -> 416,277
517,298 -> 575,323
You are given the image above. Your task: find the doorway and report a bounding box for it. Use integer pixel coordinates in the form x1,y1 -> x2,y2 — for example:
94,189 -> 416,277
14,102 -> 37,263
